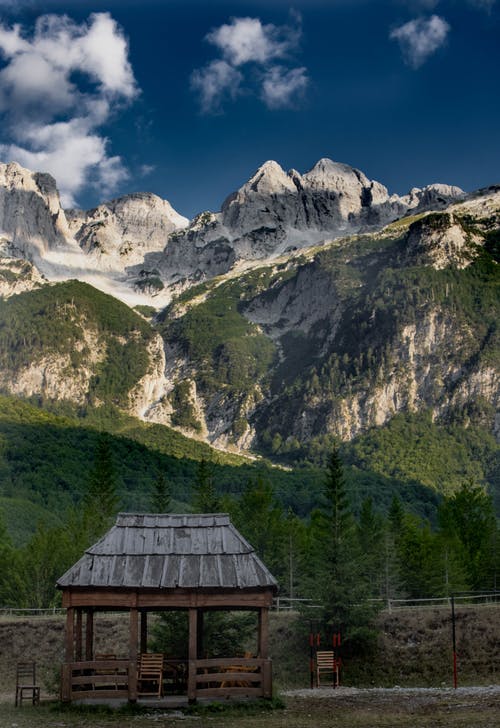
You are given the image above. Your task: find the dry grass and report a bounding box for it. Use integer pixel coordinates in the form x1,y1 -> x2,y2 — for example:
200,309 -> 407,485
1,689 -> 500,728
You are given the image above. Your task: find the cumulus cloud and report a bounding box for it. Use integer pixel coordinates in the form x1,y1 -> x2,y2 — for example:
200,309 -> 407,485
206,16 -> 300,67
0,12 -> 138,206
192,13 -> 307,113
261,66 -> 308,109
390,15 -> 450,69
190,59 -> 243,114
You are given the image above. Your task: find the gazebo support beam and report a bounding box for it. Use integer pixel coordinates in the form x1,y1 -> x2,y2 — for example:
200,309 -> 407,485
140,610 -> 148,654
129,608 -> 138,702
75,609 -> 83,661
65,607 -> 74,663
258,607 -> 269,658
197,609 -> 204,659
188,607 -> 198,702
85,608 -> 94,661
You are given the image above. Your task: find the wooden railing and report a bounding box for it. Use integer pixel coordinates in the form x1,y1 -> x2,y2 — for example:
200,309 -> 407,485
62,656 -> 272,702
189,658 -> 272,700
61,660 -> 134,701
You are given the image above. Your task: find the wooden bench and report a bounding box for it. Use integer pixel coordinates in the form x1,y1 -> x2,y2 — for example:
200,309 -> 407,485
316,651 -> 340,687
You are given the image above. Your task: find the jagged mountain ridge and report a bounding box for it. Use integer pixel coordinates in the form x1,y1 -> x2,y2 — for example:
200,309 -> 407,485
0,158 -> 498,465
157,158 -> 465,287
0,158 -> 465,302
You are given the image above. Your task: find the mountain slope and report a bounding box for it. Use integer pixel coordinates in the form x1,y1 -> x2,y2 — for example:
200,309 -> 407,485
157,193 -> 499,457
0,280 -> 164,413
0,159 -> 498,521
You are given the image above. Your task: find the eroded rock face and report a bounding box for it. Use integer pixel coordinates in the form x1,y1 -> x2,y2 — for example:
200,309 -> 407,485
0,162 -> 70,259
404,213 -> 480,269
0,256 -> 46,298
67,193 -> 189,272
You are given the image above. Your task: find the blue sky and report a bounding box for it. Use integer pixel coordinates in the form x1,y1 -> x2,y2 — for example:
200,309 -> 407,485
0,0 -> 498,217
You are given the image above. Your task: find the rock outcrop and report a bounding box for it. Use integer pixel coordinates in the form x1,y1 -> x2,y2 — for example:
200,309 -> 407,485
159,158 -> 465,286
67,192 -> 189,272
0,162 -> 71,260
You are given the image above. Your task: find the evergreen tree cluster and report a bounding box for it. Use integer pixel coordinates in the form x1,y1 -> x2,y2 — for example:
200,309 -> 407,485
0,441 -> 498,672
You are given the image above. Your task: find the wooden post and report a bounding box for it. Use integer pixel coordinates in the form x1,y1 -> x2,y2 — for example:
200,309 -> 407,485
129,608 -> 138,702
61,664 -> 71,703
75,609 -> 83,661
258,608 -> 272,698
65,607 -> 75,663
140,610 -> 148,654
62,607 -> 74,702
258,607 -> 269,659
85,609 -> 94,661
196,609 -> 204,658
262,659 -> 272,699
188,608 -> 198,702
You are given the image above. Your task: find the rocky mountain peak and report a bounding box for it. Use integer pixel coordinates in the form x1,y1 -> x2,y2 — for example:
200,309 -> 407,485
66,191 -> 189,271
302,158 -> 371,191
239,160 -> 297,196
0,161 -> 70,255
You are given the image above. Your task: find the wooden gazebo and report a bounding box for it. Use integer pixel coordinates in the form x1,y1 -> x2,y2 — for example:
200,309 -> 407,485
57,513 -> 278,703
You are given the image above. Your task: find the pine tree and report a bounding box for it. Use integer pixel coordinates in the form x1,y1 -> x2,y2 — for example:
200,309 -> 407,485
439,481 -> 497,590
192,458 -> 220,512
0,512 -> 23,606
151,472 -> 172,512
357,497 -> 385,599
305,448 -> 376,645
229,475 -> 290,584
82,433 -> 119,542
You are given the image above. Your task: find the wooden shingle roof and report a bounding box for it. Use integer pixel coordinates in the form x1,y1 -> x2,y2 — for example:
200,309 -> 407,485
57,513 -> 278,591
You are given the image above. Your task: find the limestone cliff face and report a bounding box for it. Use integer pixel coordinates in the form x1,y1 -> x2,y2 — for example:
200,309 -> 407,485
0,162 -> 189,305
0,255 -> 45,297
0,162 -> 70,259
127,332 -> 169,419
67,193 -> 189,272
0,158 -> 469,304
0,325 -> 105,405
0,159 -> 497,455
158,195 -> 499,449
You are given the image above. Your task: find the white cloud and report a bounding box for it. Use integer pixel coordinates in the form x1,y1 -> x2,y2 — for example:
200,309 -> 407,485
0,12 -> 138,205
390,15 -> 450,69
190,59 -> 243,114
206,16 -> 300,67
0,117 -> 128,207
192,13 -> 307,113
261,66 -> 308,109
139,164 -> 155,177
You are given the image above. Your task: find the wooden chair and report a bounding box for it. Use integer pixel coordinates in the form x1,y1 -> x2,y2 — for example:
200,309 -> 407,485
137,653 -> 164,697
316,650 -> 340,688
15,662 -> 40,706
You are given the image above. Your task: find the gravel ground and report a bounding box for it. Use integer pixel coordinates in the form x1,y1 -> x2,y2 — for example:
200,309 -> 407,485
282,685 -> 500,699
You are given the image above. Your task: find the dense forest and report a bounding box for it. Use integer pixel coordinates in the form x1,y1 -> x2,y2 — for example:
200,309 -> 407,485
0,437 -> 498,658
